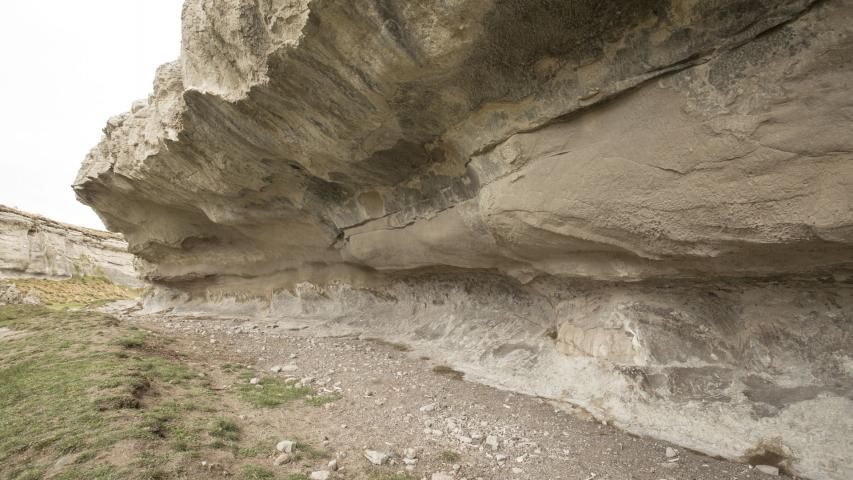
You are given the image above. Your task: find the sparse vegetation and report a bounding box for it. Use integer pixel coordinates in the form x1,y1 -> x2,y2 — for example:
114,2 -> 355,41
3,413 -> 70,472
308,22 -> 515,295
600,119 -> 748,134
241,465 -> 278,480
209,418 -> 241,442
6,276 -> 139,307
0,279 -> 313,480
305,392 -> 342,406
438,449 -> 462,463
238,377 -> 314,407
114,330 -> 148,348
292,440 -> 330,460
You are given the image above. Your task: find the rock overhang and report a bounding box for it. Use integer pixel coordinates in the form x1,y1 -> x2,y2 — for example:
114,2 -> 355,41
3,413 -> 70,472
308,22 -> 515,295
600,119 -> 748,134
74,1 -> 853,478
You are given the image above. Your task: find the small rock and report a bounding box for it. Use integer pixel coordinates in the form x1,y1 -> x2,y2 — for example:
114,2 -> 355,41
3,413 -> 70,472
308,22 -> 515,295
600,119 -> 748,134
665,447 -> 678,458
271,365 -> 283,373
273,454 -> 291,466
420,403 -> 436,412
309,471 -> 330,480
131,99 -> 147,113
276,440 -> 295,453
432,473 -> 454,480
512,467 -> 523,474
327,459 -> 338,471
755,465 -> 779,476
495,453 -> 508,462
250,377 -> 260,385
364,449 -> 389,465
53,455 -> 76,469
404,448 -> 418,460
485,435 -> 500,451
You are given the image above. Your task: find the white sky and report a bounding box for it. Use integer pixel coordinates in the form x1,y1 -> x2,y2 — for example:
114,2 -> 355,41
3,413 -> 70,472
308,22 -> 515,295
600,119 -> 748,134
0,1 -> 184,229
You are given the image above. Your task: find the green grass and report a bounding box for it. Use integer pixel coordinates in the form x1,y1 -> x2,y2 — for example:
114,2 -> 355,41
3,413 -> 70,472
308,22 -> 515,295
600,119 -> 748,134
293,441 -> 330,460
305,392 -> 342,406
0,304 -> 212,478
238,377 -> 314,407
241,465 -> 279,480
51,464 -> 118,480
0,281 -> 337,480
114,331 -> 148,348
236,439 -> 276,458
209,418 -> 241,441
438,450 -> 462,463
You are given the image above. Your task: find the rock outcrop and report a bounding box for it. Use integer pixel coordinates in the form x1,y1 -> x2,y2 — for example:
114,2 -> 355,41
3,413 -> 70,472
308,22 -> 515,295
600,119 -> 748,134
0,205 -> 141,287
75,1 -> 852,478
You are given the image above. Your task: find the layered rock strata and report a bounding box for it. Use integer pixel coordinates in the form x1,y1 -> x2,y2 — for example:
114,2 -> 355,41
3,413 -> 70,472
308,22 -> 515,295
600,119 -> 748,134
75,1 -> 853,478
0,205 -> 141,287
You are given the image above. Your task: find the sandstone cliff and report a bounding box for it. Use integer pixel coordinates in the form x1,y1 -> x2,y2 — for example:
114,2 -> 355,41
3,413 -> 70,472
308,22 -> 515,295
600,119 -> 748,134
74,1 -> 853,478
0,205 -> 141,287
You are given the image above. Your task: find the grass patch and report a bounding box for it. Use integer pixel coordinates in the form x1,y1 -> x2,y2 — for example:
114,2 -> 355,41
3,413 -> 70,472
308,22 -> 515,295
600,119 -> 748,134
305,392 -> 342,407
239,377 -> 314,407
293,440 -> 330,460
237,439 -> 276,458
438,450 -> 462,463
241,465 -> 279,480
0,280 -> 330,480
0,304 -> 211,478
51,464 -> 117,480
210,417 -> 241,442
114,331 -> 148,348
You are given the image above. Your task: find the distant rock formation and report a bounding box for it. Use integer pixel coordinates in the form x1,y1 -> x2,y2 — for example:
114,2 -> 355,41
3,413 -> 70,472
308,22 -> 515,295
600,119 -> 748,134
0,205 -> 141,287
74,1 -> 852,478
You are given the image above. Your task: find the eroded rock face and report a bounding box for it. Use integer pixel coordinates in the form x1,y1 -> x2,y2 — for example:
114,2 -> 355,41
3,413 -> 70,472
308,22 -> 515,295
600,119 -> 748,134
0,205 -> 141,287
75,1 -> 852,478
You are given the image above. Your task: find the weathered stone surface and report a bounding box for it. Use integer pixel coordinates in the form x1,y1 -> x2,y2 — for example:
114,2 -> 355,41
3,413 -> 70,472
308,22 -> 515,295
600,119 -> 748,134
0,205 -> 141,287
74,1 -> 852,479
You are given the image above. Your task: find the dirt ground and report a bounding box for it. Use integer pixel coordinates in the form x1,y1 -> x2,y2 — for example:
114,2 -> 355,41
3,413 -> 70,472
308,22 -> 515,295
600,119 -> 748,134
0,276 -> 793,480
123,307 -> 794,480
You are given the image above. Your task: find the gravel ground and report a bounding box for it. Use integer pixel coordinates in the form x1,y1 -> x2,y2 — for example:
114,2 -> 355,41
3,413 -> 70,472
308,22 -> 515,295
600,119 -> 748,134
127,310 -> 792,480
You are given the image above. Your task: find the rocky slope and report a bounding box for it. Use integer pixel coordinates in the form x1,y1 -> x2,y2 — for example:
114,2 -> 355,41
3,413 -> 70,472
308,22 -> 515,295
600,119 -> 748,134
75,1 -> 852,479
0,205 -> 141,287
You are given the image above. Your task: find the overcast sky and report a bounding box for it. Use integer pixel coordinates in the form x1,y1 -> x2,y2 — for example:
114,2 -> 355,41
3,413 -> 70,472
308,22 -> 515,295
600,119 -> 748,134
0,1 -> 183,229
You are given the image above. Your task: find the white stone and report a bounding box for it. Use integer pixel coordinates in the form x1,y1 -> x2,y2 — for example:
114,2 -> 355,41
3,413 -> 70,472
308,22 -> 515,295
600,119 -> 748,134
364,450 -> 389,465
276,440 -> 295,453
755,465 -> 779,476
